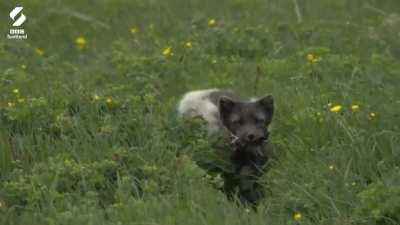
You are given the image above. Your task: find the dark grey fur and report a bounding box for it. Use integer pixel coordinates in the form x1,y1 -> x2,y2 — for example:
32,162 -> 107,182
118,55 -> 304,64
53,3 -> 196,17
210,91 -> 274,205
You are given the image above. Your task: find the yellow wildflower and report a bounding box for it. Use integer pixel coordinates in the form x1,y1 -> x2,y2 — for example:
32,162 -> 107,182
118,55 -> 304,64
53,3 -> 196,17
208,18 -> 217,27
330,105 -> 342,113
185,41 -> 192,49
293,212 -> 302,221
12,89 -> 19,95
106,97 -> 113,104
351,104 -> 360,112
329,165 -> 335,170
56,114 -> 68,123
162,47 -> 173,57
130,27 -> 138,34
307,53 -> 319,63
75,36 -> 87,49
17,98 -> 25,103
369,112 -> 377,120
93,95 -> 101,101
35,48 -> 44,56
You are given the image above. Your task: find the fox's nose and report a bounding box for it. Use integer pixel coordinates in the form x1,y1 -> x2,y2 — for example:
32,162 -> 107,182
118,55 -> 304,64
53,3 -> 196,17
247,134 -> 256,142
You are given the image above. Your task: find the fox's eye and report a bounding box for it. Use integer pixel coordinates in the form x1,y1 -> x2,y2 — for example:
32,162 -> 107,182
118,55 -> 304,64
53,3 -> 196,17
256,118 -> 266,124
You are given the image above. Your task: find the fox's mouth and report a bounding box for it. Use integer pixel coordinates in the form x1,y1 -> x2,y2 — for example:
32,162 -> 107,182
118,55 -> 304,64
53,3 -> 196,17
232,136 -> 268,148
247,131 -> 269,146
246,137 -> 267,146
230,131 -> 269,148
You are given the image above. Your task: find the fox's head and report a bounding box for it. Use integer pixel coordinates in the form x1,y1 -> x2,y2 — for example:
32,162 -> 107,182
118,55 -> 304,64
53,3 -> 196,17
218,95 -> 274,146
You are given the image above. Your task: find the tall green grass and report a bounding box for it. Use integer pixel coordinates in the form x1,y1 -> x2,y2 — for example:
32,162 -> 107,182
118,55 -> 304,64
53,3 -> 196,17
1,0 -> 400,224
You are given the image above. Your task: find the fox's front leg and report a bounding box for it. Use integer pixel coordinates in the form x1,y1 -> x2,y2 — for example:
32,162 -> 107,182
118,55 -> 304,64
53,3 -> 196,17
238,165 -> 260,205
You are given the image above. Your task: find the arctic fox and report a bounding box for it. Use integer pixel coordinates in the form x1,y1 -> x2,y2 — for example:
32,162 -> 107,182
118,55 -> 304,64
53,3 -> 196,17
178,89 -> 273,145
177,88 -> 274,205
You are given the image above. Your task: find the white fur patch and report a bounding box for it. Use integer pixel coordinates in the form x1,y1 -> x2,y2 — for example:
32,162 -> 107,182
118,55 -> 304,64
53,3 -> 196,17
250,97 -> 259,102
177,89 -> 221,133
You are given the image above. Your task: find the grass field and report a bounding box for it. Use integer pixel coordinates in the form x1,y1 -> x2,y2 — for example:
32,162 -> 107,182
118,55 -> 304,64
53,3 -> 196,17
1,0 -> 400,224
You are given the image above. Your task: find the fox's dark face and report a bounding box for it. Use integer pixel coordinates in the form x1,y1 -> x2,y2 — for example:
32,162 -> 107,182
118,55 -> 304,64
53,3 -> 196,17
219,96 -> 274,146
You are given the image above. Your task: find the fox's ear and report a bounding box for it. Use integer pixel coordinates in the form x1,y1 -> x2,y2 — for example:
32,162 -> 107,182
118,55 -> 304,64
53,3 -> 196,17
219,96 -> 235,120
257,95 -> 274,116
